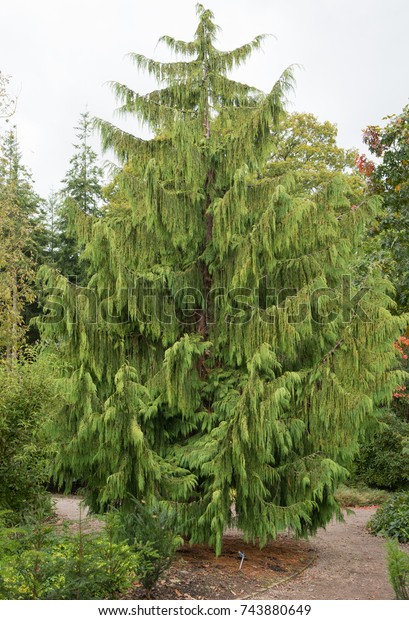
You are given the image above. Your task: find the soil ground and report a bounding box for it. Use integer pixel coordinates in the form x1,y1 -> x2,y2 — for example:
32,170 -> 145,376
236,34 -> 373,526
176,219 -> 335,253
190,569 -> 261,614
125,535 -> 314,600
53,496 -> 397,600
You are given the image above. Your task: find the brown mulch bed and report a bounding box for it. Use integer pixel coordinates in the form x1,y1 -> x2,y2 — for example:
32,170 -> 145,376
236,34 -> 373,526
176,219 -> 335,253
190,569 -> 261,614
125,534 -> 315,600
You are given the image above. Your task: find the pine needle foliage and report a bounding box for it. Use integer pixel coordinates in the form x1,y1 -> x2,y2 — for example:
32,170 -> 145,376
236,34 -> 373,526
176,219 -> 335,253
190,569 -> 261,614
39,5 -> 406,553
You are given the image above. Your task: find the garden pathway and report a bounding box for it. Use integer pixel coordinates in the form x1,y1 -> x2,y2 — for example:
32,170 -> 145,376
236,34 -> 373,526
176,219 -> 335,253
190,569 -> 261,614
53,497 -> 395,600
264,507 -> 394,600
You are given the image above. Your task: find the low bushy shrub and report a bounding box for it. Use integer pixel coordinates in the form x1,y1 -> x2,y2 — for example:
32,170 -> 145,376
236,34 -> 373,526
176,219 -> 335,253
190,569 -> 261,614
387,539 -> 409,600
0,511 -> 139,600
0,510 -> 62,599
355,412 -> 409,491
0,352 -> 57,518
116,499 -> 183,595
367,491 -> 409,543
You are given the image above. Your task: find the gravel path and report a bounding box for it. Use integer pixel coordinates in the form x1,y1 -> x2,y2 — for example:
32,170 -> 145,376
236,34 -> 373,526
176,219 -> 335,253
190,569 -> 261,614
264,507 -> 394,600
53,497 -> 395,600
52,494 -> 103,532
52,494 -> 90,520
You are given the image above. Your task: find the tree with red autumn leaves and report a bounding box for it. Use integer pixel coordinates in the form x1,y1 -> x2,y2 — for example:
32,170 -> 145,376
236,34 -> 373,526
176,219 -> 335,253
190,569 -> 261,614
351,108 -> 409,490
360,105 -> 409,311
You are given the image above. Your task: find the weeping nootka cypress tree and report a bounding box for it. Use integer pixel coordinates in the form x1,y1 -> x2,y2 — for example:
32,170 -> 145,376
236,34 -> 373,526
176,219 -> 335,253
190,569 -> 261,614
39,5 -> 406,553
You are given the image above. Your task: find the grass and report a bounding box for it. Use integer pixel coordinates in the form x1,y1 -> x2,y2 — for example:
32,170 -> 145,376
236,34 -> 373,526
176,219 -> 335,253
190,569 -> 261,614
335,484 -> 392,507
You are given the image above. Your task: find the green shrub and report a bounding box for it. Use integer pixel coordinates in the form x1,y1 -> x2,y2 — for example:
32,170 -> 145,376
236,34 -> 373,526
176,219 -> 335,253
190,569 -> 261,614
0,352 -> 57,517
116,500 -> 183,596
0,511 -> 139,600
0,510 -> 63,599
57,514 -> 137,600
368,492 -> 409,543
387,539 -> 409,600
355,411 -> 409,490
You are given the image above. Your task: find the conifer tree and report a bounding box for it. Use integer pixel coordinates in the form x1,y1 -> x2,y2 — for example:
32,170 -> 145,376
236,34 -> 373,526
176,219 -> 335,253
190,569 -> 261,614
54,111 -> 104,281
0,128 -> 44,359
39,5 -> 406,552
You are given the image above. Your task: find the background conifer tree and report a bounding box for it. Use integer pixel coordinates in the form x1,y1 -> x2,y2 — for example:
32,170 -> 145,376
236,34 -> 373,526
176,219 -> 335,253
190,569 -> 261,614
0,128 -> 45,358
39,5 -> 406,553
54,111 -> 104,281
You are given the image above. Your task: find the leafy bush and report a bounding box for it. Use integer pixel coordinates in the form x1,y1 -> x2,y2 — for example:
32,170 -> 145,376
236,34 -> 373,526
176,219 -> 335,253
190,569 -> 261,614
354,336 -> 409,491
387,539 -> 409,600
367,492 -> 409,543
116,500 -> 183,595
0,510 -> 63,599
354,411 -> 409,491
0,511 -> 139,599
56,516 -> 137,600
0,351 -> 57,517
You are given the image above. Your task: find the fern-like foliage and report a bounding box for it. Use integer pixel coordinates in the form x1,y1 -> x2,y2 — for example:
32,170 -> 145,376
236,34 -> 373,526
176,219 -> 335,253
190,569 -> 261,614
387,540 -> 409,600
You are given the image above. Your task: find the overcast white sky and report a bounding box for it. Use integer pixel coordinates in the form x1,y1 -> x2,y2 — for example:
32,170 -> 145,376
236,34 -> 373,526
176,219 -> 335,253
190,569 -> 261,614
1,0 -> 409,198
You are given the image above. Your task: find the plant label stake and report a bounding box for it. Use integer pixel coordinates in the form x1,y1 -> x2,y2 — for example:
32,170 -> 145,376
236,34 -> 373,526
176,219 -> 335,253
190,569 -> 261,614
238,551 -> 246,570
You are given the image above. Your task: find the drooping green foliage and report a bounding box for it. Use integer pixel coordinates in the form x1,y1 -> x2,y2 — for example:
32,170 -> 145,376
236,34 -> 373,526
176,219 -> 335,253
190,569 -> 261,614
354,335 -> 409,491
38,4 -> 406,553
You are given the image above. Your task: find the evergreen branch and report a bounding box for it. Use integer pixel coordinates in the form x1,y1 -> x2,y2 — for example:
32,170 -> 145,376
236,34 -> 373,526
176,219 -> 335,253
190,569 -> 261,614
214,34 -> 271,71
127,53 -> 200,82
157,35 -> 198,57
321,338 -> 344,365
264,65 -> 297,113
109,81 -> 200,127
93,117 -> 147,160
210,74 -> 263,107
220,66 -> 296,173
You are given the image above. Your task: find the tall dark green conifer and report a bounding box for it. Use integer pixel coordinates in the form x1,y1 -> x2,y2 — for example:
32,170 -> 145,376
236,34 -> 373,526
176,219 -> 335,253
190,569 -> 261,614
55,111 -> 104,280
39,5 -> 406,552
